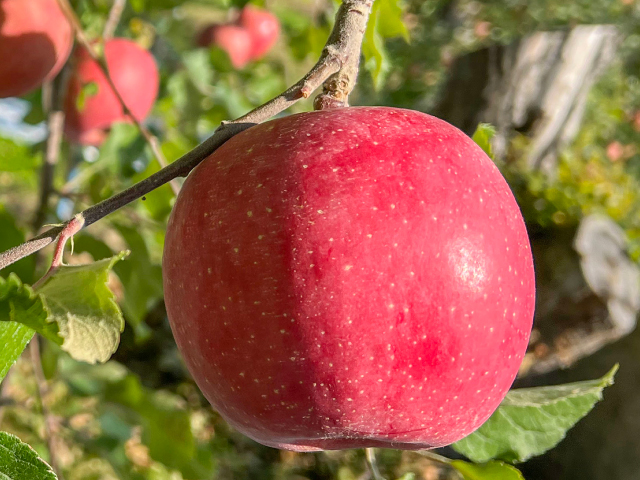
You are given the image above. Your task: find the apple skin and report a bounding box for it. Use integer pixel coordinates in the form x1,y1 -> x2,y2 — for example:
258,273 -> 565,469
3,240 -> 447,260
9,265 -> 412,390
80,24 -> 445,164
196,24 -> 253,69
239,5 -> 280,60
64,38 -> 159,145
0,0 -> 73,98
163,107 -> 535,451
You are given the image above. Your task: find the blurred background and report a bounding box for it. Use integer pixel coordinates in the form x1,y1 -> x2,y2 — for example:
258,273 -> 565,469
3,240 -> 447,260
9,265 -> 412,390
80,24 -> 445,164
2,0 -> 640,479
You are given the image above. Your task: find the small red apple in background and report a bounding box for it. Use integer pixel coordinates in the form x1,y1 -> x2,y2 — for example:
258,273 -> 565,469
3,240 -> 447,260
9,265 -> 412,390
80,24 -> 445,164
0,0 -> 73,98
196,24 -> 254,69
64,38 -> 159,146
239,5 -> 280,60
163,107 -> 535,451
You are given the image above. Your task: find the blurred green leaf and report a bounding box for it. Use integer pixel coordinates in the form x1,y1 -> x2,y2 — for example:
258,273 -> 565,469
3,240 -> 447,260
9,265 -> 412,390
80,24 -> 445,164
0,432 -> 57,480
99,122 -> 147,177
184,49 -> 215,92
453,365 -> 618,463
105,373 -> 215,478
396,473 -> 417,480
0,137 -> 41,172
451,460 -> 524,480
113,226 -> 164,328
76,81 -> 100,111
362,0 -> 409,89
472,123 -> 497,159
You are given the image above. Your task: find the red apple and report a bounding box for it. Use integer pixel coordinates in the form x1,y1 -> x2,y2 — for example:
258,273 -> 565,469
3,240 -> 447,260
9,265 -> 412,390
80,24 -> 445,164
196,24 -> 253,69
64,38 -> 159,145
0,0 -> 73,98
163,107 -> 535,451
239,5 -> 280,60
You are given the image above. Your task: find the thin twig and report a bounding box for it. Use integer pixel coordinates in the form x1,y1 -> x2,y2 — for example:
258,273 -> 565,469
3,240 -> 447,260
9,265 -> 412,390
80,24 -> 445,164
0,0 -> 375,272
57,0 -> 181,195
365,448 -> 386,480
30,337 -> 66,480
33,68 -> 70,230
103,0 -> 126,41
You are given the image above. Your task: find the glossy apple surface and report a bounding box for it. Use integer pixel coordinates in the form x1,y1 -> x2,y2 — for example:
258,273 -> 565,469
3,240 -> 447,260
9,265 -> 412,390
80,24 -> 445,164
196,24 -> 253,69
239,5 -> 280,60
163,107 -> 535,451
0,0 -> 73,98
64,38 -> 159,145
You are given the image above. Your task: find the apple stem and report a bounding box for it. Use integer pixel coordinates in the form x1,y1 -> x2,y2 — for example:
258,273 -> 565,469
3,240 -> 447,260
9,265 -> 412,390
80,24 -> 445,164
0,0 -> 376,273
365,448 -> 386,480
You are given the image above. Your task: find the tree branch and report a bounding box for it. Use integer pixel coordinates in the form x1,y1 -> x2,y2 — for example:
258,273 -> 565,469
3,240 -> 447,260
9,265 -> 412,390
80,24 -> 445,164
314,0 -> 372,109
0,0 -> 375,273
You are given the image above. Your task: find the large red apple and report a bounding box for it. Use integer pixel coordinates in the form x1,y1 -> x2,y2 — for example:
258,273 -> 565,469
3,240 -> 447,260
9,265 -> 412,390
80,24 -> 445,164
196,24 -> 254,69
239,5 -> 280,60
163,107 -> 535,451
64,38 -> 159,145
0,0 -> 73,98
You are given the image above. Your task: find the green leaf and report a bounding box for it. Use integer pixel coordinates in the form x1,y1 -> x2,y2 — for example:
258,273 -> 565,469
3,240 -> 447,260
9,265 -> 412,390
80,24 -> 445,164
0,274 -> 57,342
376,0 -> 410,41
0,137 -> 42,172
0,323 -> 34,383
472,123 -> 496,159
362,0 -> 409,89
451,460 -> 524,480
0,273 -> 47,382
453,365 -> 618,463
36,253 -> 129,364
76,81 -> 99,111
0,432 -> 57,480
99,122 -> 147,177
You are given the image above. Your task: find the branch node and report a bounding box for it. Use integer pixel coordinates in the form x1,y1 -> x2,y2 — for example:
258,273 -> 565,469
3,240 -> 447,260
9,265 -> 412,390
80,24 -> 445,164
52,214 -> 85,268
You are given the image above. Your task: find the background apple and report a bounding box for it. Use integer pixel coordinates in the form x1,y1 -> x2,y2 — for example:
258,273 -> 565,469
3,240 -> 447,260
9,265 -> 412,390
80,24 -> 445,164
196,24 -> 254,69
0,0 -> 73,98
163,107 -> 536,451
239,5 -> 280,60
64,38 -> 159,145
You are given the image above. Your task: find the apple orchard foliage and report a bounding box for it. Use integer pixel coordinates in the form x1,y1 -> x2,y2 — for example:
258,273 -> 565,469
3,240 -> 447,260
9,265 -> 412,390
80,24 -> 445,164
0,0 -> 635,479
